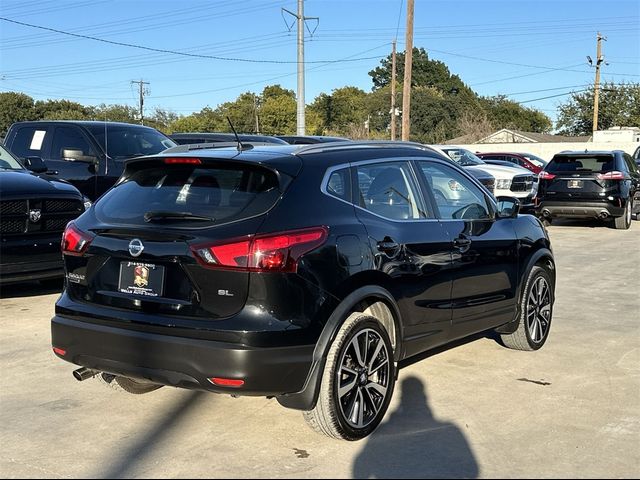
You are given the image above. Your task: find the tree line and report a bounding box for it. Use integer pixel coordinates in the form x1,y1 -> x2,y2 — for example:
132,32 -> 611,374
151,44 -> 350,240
1,48 -> 638,140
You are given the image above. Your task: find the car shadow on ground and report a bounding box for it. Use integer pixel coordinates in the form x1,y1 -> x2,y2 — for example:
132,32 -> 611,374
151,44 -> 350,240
0,278 -> 64,299
352,375 -> 479,479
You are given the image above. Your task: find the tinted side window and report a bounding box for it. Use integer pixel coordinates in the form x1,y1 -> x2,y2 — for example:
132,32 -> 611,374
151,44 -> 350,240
9,127 -> 48,158
622,153 -> 637,173
418,161 -> 491,220
355,161 -> 426,220
325,168 -> 351,202
51,127 -> 96,160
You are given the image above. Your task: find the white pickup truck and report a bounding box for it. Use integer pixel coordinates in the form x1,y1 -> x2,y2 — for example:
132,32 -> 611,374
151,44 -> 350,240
432,145 -> 538,212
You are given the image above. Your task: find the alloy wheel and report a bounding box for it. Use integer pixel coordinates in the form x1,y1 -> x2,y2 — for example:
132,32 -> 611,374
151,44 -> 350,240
336,328 -> 391,429
526,277 -> 552,344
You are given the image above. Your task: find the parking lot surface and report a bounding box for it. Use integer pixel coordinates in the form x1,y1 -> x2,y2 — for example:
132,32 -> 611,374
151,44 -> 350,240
1,220 -> 638,479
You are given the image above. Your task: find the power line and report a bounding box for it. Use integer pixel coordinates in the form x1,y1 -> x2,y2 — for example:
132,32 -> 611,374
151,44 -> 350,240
0,17 -> 386,65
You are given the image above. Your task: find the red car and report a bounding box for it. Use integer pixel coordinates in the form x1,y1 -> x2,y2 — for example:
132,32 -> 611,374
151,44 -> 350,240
476,152 -> 545,174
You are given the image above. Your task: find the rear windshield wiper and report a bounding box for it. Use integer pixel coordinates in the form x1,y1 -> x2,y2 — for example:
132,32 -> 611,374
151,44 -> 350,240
144,211 -> 214,223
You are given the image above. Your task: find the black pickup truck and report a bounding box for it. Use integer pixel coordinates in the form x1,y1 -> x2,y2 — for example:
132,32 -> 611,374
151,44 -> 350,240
3,121 -> 176,200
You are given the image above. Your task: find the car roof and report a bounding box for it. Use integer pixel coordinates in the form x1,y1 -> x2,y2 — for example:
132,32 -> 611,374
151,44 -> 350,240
552,150 -> 623,157
170,132 -> 287,143
11,120 -> 159,129
153,140 -> 445,175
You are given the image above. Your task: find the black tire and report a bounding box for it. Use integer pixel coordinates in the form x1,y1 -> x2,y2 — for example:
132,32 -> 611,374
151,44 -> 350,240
500,265 -> 554,351
98,373 -> 163,395
613,200 -> 632,230
303,313 -> 396,441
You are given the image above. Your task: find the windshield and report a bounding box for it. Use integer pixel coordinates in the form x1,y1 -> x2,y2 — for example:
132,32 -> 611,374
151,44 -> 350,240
0,144 -> 25,170
95,163 -> 282,227
441,148 -> 484,166
86,125 -> 176,160
522,153 -> 547,168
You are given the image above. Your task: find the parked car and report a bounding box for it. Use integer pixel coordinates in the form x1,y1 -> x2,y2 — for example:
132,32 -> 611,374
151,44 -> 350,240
633,146 -> 640,167
536,150 -> 640,229
3,121 -> 177,200
276,135 -> 351,144
432,145 -> 537,211
476,152 -> 544,174
52,141 -> 555,441
170,132 -> 288,145
0,143 -> 87,285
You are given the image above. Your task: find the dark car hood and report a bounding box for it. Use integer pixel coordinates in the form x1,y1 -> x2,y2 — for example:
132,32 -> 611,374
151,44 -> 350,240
0,170 -> 82,198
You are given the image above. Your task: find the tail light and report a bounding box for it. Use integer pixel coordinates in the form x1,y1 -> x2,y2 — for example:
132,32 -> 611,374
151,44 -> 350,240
62,222 -> 93,256
192,226 -> 328,273
163,157 -> 202,165
597,171 -> 625,181
539,171 -> 555,180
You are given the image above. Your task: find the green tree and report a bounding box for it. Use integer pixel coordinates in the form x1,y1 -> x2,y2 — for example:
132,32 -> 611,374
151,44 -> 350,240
0,92 -> 36,136
556,82 -> 640,135
91,104 -> 138,123
309,86 -> 368,136
480,95 -> 551,133
146,108 -> 179,133
369,47 -> 473,98
34,99 -> 91,121
259,85 -> 296,135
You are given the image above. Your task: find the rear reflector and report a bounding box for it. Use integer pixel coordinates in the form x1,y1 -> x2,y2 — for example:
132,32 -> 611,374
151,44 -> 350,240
53,347 -> 66,356
539,171 -> 556,180
209,377 -> 245,388
597,171 -> 625,181
192,226 -> 328,273
163,157 -> 202,165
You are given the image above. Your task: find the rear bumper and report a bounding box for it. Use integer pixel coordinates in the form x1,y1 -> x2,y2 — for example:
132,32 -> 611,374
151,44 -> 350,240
536,200 -> 625,219
51,314 -> 315,397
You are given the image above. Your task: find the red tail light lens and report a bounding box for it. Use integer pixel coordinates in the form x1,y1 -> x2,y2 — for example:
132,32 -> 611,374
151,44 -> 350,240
52,347 -> 67,357
597,171 -> 625,181
539,171 -> 555,180
163,157 -> 202,165
61,223 -> 93,256
192,226 -> 328,273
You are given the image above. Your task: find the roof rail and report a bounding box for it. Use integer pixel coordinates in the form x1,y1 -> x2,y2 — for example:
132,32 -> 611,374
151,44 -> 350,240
293,140 -> 436,155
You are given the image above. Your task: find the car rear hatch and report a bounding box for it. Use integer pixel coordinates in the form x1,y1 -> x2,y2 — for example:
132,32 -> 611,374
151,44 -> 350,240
63,154 -> 299,322
538,154 -> 623,201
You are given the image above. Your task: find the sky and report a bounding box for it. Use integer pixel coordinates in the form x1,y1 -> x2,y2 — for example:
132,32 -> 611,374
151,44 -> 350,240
1,0 -> 639,128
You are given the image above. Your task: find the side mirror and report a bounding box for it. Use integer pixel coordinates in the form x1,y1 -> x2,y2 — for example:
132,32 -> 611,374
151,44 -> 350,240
496,196 -> 520,219
62,149 -> 98,164
23,156 -> 48,173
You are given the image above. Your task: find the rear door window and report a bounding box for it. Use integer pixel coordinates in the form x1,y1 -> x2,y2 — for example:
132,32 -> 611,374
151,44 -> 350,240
354,161 -> 427,220
95,162 -> 282,227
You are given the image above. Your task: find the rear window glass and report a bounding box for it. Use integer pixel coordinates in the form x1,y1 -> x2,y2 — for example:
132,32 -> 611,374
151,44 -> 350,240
546,155 -> 617,173
95,163 -> 281,227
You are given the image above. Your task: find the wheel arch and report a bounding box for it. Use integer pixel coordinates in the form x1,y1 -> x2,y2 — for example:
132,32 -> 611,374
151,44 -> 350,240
277,284 -> 402,411
495,246 -> 555,334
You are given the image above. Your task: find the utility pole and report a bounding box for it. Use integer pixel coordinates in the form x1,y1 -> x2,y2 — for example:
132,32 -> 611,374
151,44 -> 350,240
590,32 -> 606,133
401,0 -> 414,141
282,1 -> 319,136
390,40 -> 397,141
131,79 -> 149,125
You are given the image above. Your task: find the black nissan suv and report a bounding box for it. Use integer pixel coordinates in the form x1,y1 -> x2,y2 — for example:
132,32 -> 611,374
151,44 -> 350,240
536,150 -> 640,229
52,141 -> 556,440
